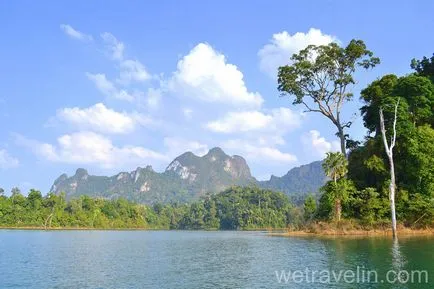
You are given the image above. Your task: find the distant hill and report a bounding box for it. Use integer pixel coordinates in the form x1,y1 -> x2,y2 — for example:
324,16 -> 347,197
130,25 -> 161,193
259,161 -> 326,204
50,147 -> 326,204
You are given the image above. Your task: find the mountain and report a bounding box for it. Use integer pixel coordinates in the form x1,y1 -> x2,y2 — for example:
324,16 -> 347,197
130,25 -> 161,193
50,147 -> 256,204
50,147 -> 326,204
259,161 -> 326,204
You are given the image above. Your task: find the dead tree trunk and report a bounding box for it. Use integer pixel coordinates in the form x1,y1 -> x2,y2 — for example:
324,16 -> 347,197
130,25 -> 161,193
44,209 -> 54,230
379,99 -> 399,239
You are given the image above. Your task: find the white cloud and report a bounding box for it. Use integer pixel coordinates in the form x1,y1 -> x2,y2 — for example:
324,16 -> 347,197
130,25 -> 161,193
86,73 -> 135,102
101,33 -> 151,84
301,130 -> 340,158
169,43 -> 263,107
145,88 -> 162,110
163,137 -> 209,158
60,24 -> 93,41
18,132 -> 168,169
206,107 -> 301,133
56,103 -> 153,134
222,139 -> 297,163
0,149 -> 19,169
101,32 -> 125,60
258,28 -> 337,78
118,59 -> 151,84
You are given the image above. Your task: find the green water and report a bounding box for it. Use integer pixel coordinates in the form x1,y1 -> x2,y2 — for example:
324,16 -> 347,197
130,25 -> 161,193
0,230 -> 432,288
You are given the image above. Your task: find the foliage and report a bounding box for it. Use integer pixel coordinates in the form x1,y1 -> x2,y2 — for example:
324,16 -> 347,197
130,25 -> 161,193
322,152 -> 348,182
0,186 -> 301,230
317,178 -> 356,221
345,53 -> 434,227
278,39 -> 379,154
411,54 -> 434,82
321,152 -> 348,221
303,195 -> 316,221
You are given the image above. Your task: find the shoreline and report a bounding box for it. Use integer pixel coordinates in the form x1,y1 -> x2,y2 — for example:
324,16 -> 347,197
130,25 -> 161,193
0,226 -> 286,232
0,226 -> 158,231
1,226 -> 433,237
271,228 -> 434,238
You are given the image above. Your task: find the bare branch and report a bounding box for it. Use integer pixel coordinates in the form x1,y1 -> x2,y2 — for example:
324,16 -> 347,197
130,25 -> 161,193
342,121 -> 352,129
301,101 -> 322,113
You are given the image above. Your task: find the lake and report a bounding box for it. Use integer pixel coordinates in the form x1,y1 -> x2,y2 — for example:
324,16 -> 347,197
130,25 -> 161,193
0,230 -> 432,288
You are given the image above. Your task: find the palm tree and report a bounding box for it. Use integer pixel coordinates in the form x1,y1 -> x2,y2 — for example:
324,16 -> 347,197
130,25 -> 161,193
322,152 -> 348,221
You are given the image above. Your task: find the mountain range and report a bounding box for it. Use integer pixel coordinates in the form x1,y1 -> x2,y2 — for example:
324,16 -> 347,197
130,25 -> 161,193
50,147 -> 326,204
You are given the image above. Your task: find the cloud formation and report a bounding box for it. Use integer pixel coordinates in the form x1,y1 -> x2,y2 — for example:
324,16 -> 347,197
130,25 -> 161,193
86,73 -> 136,102
37,27 -> 335,174
169,43 -> 263,107
18,132 -> 168,169
118,59 -> 152,84
101,32 -> 125,60
206,107 -> 302,133
56,103 -> 153,134
60,24 -> 93,41
258,28 -> 337,78
301,130 -> 340,158
222,139 -> 297,163
0,149 -> 19,169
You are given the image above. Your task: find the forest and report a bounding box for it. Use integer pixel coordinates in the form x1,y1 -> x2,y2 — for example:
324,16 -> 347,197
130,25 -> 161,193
0,42 -> 433,231
276,41 -> 434,232
0,186 -> 295,230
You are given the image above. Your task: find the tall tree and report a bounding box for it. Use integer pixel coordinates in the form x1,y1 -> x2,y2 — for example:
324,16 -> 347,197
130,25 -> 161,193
278,40 -> 380,155
322,152 -> 348,221
379,99 -> 400,238
411,53 -> 434,81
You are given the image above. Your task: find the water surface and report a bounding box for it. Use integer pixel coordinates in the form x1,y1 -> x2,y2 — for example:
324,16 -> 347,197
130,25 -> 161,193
0,230 -> 432,288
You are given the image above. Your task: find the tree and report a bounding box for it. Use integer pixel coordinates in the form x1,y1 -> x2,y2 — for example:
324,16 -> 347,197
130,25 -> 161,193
406,125 -> 434,197
322,152 -> 348,221
360,74 -> 399,135
303,195 -> 316,221
11,187 -> 21,196
411,53 -> 434,81
278,40 -> 380,155
0,188 -> 4,196
27,189 -> 43,210
379,99 -> 400,238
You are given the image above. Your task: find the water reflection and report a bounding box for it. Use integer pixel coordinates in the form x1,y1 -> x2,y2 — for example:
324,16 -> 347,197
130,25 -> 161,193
0,231 -> 432,289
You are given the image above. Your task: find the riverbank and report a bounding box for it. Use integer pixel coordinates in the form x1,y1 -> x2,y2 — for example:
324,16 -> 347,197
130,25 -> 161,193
279,228 -> 434,237
0,226 -> 156,231
273,222 -> 434,237
2,226 -> 433,236
0,226 -> 286,231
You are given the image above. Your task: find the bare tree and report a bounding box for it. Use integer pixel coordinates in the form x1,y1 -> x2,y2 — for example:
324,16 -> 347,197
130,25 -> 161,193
379,99 -> 400,238
44,208 -> 54,230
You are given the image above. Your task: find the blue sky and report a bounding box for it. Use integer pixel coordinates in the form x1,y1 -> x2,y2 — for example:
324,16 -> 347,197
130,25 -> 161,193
1,0 -> 433,194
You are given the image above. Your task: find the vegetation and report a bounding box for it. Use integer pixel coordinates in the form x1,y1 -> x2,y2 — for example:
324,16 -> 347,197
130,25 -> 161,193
322,152 -> 348,221
308,53 -> 434,231
0,186 -> 299,230
278,39 -> 379,155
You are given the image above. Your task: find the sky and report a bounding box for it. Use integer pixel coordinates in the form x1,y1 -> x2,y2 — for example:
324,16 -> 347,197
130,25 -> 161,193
1,0 -> 433,194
